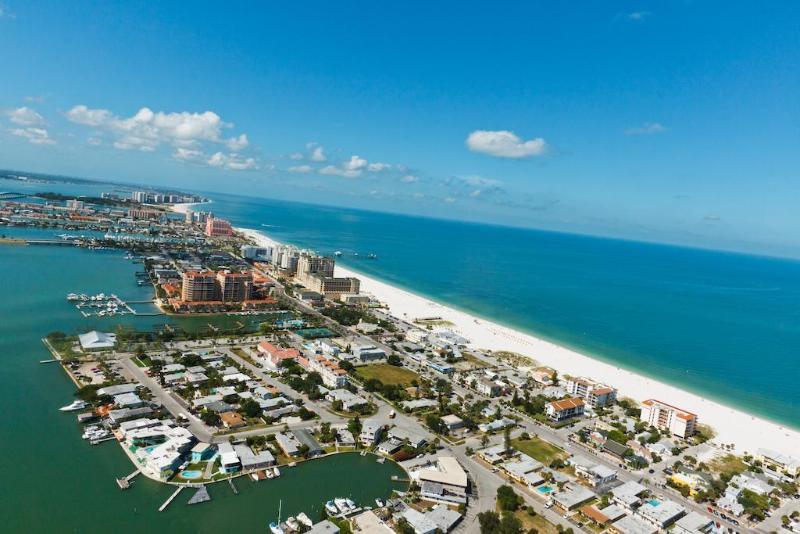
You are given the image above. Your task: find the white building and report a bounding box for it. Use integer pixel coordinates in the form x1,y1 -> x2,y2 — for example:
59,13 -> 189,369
78,330 -> 117,350
565,377 -> 617,408
640,399 -> 697,438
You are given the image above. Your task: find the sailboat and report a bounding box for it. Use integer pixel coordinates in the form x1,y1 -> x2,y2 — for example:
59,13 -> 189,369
269,500 -> 285,534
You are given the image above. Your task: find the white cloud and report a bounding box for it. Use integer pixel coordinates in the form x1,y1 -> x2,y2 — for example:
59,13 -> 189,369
207,151 -> 258,171
367,162 -> 391,172
320,165 -> 361,178
627,11 -> 650,20
400,175 -> 418,183
87,137 -> 102,146
6,107 -> 46,126
172,147 -> 258,171
66,105 -> 252,154
625,122 -> 666,135
24,95 -> 45,103
466,130 -> 548,158
443,197 -> 456,203
308,143 -> 326,162
288,165 -> 313,174
225,133 -> 249,151
10,127 -> 55,145
289,152 -> 304,160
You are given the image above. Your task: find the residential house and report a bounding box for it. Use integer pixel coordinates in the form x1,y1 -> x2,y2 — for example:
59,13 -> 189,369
545,397 -> 585,422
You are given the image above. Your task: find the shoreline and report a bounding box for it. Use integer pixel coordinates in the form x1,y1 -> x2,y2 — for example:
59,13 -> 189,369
236,225 -> 800,457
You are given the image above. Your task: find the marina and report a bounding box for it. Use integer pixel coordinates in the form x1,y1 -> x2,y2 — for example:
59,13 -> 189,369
66,292 -> 162,317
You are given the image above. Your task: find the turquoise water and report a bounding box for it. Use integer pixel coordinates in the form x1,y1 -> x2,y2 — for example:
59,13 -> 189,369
179,470 -> 202,479
537,486 -> 555,495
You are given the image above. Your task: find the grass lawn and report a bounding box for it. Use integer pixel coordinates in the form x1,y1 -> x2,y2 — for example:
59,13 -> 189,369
708,454 -> 748,477
355,364 -> 419,386
511,436 -> 568,465
515,511 -> 559,534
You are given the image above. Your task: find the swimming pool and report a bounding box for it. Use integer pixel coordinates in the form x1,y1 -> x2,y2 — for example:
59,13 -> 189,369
179,470 -> 202,479
648,499 -> 661,506
536,485 -> 554,495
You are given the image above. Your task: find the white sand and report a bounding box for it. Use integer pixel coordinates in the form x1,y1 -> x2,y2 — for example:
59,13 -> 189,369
236,225 -> 800,457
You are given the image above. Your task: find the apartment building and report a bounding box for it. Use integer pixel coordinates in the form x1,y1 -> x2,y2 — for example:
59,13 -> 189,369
216,271 -> 253,302
565,377 -> 617,408
181,271 -> 219,301
640,399 -> 697,438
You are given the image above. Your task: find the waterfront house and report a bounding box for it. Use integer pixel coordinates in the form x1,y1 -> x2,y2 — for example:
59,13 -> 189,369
335,427 -> 356,446
190,442 -> 215,462
293,428 -> 323,457
359,419 -> 384,446
217,442 -> 241,473
378,437 -> 404,455
275,431 -> 302,457
399,508 -> 438,534
417,456 -> 469,505
387,427 -> 428,449
234,444 -> 275,470
306,520 -> 340,534
114,392 -> 146,409
107,406 -> 153,425
97,383 -> 138,396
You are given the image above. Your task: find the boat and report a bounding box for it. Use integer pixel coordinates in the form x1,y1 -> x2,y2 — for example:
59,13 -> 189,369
269,500 -> 285,534
375,498 -> 386,508
334,251 -> 342,256
325,500 -> 339,515
286,517 -> 300,531
334,498 -> 349,513
296,513 -> 313,528
266,468 -> 275,479
60,400 -> 88,412
66,293 -> 79,301
345,498 -> 357,511
271,466 -> 281,477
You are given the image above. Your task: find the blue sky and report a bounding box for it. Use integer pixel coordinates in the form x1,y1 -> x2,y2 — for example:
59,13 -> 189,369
1,1 -> 799,257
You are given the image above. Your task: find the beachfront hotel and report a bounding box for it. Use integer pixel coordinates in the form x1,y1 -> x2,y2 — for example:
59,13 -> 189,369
294,252 -> 361,298
640,399 -> 697,439
204,216 -> 234,237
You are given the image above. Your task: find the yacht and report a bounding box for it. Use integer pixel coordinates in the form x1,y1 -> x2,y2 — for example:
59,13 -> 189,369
375,498 -> 386,508
271,466 -> 281,478
296,513 -> 313,528
286,517 -> 300,531
334,498 -> 349,513
60,400 -> 88,412
324,500 -> 338,515
345,498 -> 357,511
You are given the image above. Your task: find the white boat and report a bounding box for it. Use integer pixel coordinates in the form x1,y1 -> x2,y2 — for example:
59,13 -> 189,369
325,500 -> 338,515
296,513 -> 313,527
266,468 -> 275,479
334,498 -> 349,513
286,517 -> 300,531
60,400 -> 88,412
271,466 -> 281,478
269,500 -> 284,534
375,498 -> 385,508
345,498 -> 356,511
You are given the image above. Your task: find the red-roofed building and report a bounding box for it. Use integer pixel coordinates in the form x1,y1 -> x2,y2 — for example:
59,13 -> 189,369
257,341 -> 300,369
640,399 -> 697,438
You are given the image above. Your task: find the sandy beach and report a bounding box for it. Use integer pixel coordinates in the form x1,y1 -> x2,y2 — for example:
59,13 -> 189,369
233,226 -> 800,458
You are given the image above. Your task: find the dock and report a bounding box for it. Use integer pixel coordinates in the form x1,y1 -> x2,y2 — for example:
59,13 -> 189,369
187,485 -> 211,505
158,486 -> 184,512
228,478 -> 239,495
39,359 -> 58,364
116,469 -> 140,489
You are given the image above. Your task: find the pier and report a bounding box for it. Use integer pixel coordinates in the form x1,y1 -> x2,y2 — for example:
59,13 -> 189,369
115,469 -> 141,490
158,486 -> 184,512
187,485 -> 211,505
228,478 -> 239,495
